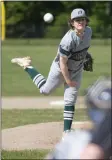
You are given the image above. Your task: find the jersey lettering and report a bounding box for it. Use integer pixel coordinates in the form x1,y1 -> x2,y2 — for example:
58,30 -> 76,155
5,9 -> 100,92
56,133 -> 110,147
69,47 -> 89,61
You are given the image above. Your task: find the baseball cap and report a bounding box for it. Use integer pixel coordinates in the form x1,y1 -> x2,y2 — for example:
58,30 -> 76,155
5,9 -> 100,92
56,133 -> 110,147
71,8 -> 88,20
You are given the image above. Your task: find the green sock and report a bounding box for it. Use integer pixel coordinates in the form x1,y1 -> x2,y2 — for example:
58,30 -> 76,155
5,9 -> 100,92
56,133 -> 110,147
64,105 -> 74,131
25,66 -> 46,89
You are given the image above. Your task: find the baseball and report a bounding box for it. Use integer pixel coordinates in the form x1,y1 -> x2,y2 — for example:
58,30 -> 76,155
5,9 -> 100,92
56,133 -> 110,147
43,13 -> 54,23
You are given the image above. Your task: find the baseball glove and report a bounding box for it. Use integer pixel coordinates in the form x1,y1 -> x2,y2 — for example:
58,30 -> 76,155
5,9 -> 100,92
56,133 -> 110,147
83,52 -> 93,72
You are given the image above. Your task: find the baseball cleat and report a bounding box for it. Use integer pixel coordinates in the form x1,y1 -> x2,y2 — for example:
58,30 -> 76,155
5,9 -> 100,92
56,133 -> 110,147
62,130 -> 71,141
11,57 -> 31,69
62,129 -> 75,141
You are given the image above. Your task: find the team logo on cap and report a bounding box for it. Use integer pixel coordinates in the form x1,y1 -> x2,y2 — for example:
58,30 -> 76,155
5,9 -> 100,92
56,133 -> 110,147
78,10 -> 82,14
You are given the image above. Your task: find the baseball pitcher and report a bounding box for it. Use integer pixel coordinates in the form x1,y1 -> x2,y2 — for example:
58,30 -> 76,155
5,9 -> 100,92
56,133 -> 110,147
11,8 -> 93,136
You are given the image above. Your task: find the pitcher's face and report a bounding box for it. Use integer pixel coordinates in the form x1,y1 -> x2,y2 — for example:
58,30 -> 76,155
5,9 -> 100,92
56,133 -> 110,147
72,18 -> 87,32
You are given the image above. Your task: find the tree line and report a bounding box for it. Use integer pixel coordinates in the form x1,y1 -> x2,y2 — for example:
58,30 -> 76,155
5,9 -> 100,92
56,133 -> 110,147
5,1 -> 112,38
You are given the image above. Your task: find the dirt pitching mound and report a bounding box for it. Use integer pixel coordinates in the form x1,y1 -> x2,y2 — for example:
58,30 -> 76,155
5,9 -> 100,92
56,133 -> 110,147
2,121 -> 93,151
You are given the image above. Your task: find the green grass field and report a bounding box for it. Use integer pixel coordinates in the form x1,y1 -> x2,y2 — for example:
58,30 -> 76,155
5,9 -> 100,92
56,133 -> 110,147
2,149 -> 49,159
2,39 -> 111,96
2,108 -> 88,129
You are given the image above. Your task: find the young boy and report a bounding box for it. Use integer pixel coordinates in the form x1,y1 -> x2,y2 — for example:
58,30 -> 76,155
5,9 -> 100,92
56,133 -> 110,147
11,8 -> 93,135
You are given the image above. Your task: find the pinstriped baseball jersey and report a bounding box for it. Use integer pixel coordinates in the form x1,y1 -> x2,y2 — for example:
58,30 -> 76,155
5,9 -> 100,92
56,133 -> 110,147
55,26 -> 92,71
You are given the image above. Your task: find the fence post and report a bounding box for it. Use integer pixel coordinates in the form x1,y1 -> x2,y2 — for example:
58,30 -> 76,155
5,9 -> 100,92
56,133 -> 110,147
1,1 -> 5,41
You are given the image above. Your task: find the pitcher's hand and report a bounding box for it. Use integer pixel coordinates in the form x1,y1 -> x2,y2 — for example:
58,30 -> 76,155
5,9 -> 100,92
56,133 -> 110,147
66,80 -> 77,87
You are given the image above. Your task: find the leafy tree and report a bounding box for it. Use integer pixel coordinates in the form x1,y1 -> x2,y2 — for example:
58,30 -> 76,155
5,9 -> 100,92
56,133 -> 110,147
4,1 -> 111,38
